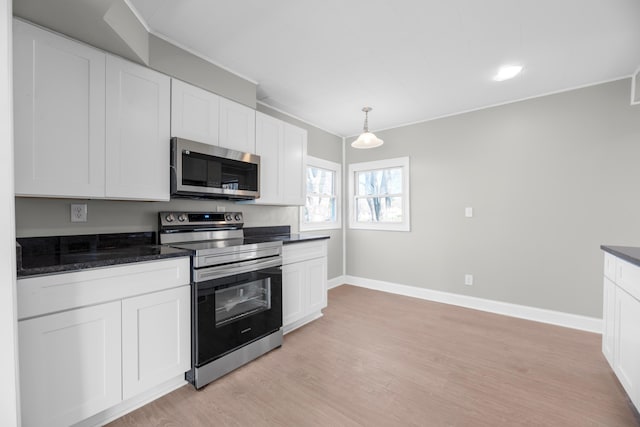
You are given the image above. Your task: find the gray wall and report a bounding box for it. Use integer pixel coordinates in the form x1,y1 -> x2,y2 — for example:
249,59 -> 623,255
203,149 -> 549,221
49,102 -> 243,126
346,79 -> 640,318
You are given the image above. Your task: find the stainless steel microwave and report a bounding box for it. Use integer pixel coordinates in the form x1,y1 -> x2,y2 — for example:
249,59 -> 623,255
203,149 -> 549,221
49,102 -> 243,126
170,137 -> 260,200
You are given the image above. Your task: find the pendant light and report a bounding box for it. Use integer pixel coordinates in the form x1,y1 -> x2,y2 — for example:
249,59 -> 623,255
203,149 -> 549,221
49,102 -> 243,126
351,107 -> 384,149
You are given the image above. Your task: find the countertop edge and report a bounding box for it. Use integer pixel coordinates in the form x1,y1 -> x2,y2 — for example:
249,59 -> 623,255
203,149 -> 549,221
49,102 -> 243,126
282,234 -> 330,244
601,245 -> 640,268
17,249 -> 191,278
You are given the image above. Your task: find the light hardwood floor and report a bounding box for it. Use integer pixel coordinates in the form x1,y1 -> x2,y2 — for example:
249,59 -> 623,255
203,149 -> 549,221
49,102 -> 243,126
108,285 -> 639,426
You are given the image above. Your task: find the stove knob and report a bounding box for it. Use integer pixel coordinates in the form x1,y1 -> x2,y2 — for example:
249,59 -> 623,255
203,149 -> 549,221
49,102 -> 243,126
178,214 -> 187,222
165,214 -> 175,223
234,214 -> 242,221
225,213 -> 233,222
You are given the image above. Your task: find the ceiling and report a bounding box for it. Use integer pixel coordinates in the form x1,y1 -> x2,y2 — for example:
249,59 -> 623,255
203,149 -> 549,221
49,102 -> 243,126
128,0 -> 640,137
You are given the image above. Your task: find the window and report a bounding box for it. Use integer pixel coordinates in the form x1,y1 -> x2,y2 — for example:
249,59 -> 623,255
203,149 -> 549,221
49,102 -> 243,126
348,157 -> 410,231
300,156 -> 341,231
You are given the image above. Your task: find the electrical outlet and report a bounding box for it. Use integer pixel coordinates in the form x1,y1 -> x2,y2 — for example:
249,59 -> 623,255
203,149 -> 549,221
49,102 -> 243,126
464,274 -> 473,286
70,204 -> 87,222
465,207 -> 473,218
217,206 -> 226,212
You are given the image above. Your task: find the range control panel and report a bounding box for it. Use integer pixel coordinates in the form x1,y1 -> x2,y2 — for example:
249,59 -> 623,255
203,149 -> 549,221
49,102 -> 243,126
158,211 -> 243,228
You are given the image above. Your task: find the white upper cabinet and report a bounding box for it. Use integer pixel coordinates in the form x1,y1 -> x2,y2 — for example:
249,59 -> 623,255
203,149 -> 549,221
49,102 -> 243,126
283,122 -> 307,205
250,112 -> 307,206
171,79 -> 220,146
219,97 -> 256,153
254,112 -> 284,203
13,20 -> 171,201
106,55 -> 170,201
13,19 -> 106,198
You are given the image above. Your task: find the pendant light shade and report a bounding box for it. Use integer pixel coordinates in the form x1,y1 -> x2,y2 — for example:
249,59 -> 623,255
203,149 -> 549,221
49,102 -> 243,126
352,107 -> 383,149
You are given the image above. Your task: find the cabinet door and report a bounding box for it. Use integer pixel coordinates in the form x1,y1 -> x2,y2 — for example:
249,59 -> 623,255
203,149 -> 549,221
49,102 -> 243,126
19,302 -> 121,427
254,112 -> 283,203
282,123 -> 307,205
122,286 -> 191,399
282,262 -> 306,327
602,277 -> 616,365
105,55 -> 170,201
219,97 -> 255,153
171,79 -> 219,145
613,287 -> 640,409
13,19 -> 105,198
306,257 -> 328,315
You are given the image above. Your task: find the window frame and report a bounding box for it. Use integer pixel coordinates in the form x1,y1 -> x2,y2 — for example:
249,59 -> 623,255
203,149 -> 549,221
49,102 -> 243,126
348,157 -> 411,231
299,156 -> 342,231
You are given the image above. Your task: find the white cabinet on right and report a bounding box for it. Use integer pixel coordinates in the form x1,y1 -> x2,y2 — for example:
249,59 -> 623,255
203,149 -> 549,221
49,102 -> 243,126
601,249 -> 640,412
251,112 -> 307,206
282,239 -> 328,333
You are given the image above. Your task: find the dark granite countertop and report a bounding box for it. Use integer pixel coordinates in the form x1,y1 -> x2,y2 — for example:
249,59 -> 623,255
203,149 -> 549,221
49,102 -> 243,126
17,232 -> 191,278
601,245 -> 640,268
243,226 -> 330,245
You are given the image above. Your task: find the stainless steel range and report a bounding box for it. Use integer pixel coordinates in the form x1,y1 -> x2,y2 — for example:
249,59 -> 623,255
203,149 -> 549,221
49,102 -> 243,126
158,211 -> 283,389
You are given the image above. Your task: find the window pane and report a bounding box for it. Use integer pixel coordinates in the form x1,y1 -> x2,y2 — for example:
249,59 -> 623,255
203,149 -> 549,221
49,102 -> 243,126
357,167 -> 402,196
356,197 -> 403,222
307,167 -> 334,195
304,196 -> 336,222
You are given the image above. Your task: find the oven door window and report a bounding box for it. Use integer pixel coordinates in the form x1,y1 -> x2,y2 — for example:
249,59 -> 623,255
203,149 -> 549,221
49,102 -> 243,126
195,267 -> 282,367
215,279 -> 271,327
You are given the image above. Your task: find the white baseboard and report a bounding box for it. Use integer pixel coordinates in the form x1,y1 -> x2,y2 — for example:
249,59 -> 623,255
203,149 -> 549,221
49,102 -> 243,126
283,311 -> 323,335
327,275 -> 346,290
341,275 -> 602,334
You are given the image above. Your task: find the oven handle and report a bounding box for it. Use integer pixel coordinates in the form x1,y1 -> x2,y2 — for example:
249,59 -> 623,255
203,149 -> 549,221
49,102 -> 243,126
194,256 -> 282,282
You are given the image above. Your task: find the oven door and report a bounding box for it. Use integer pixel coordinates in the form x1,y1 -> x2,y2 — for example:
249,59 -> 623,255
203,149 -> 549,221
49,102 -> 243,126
194,258 -> 282,367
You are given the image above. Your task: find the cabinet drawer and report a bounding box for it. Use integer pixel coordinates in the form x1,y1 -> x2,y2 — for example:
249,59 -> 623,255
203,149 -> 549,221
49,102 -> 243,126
616,258 -> 640,301
283,240 -> 327,265
604,252 -> 617,281
18,258 -> 190,320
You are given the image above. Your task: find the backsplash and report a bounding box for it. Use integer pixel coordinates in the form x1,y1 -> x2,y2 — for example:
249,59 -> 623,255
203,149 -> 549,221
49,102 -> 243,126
15,197 -> 298,238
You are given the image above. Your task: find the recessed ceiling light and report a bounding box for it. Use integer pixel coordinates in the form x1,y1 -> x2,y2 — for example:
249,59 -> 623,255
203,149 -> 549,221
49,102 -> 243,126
493,65 -> 523,82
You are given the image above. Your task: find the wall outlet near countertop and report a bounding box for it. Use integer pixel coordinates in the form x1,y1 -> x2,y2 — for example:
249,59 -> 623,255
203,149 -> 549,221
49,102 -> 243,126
464,274 -> 473,286
70,203 -> 87,222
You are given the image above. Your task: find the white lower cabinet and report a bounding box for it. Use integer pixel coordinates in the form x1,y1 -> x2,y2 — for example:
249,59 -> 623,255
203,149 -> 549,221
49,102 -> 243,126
122,286 -> 191,399
19,302 -> 122,427
613,286 -> 640,406
282,261 -> 305,326
602,251 -> 640,411
602,277 -> 616,365
282,240 -> 328,333
17,258 -> 191,427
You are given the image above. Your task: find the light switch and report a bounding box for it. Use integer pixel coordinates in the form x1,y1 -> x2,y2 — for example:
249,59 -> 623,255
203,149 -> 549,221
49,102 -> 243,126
465,207 -> 473,218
